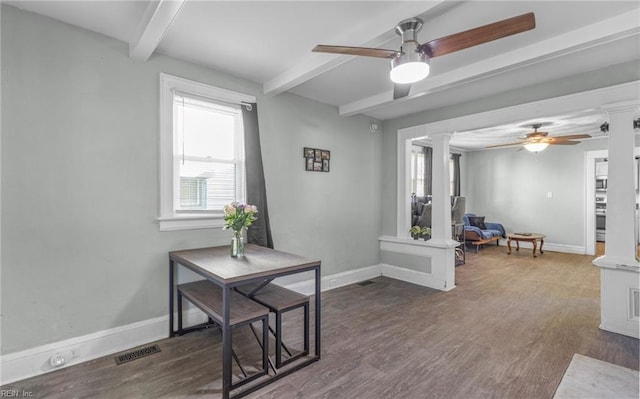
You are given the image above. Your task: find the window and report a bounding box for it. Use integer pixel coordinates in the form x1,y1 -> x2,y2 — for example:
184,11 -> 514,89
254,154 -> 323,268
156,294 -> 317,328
158,73 -> 255,231
410,145 -> 458,198
410,145 -> 425,197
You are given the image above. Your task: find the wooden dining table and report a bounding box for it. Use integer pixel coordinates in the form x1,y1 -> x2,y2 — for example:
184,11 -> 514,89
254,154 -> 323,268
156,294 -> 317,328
169,244 -> 321,399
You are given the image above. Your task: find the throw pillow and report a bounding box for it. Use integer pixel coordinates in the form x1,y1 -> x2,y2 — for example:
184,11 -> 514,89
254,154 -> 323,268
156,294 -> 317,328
469,216 -> 487,230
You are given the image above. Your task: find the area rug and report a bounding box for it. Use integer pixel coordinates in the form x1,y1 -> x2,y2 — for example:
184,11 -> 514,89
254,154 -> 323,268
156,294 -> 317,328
553,353 -> 639,399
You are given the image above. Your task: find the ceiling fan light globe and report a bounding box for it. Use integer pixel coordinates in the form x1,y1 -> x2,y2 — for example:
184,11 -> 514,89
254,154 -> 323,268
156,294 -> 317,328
390,52 -> 430,84
524,142 -> 549,152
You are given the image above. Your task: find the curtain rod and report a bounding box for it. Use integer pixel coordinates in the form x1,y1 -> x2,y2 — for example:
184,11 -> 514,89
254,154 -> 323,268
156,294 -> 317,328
172,89 -> 254,111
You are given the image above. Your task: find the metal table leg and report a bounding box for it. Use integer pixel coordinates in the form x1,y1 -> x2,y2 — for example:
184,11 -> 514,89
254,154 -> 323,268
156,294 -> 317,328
169,259 -> 175,337
222,285 -> 232,399
315,266 -> 321,358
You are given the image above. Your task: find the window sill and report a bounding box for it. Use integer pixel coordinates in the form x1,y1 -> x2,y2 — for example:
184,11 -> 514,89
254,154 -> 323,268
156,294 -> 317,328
158,214 -> 225,231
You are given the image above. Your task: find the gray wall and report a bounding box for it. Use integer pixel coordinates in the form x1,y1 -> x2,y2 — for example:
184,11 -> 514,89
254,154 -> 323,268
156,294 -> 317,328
465,139 -> 608,246
1,6 -> 381,354
381,61 -> 640,238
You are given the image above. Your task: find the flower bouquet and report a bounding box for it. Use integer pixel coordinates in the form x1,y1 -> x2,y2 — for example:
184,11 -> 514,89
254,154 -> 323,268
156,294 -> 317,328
223,202 -> 258,257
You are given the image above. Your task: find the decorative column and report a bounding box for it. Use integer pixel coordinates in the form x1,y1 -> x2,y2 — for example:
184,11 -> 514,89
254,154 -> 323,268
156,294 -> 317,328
430,132 -> 455,244
429,132 -> 458,288
382,128 -> 457,292
593,101 -> 640,339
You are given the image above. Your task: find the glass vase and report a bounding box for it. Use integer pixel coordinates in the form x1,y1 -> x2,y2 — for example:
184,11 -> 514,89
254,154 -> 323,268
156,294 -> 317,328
230,229 -> 244,258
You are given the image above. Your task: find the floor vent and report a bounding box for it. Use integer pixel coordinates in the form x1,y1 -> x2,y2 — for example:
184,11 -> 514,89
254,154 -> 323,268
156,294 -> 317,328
115,344 -> 161,365
357,280 -> 375,286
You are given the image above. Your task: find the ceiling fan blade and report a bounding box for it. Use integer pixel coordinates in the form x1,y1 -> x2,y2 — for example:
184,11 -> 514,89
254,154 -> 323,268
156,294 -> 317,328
486,141 -> 526,149
419,12 -> 535,58
548,141 -> 581,145
393,84 -> 411,99
549,134 -> 591,140
312,45 -> 398,59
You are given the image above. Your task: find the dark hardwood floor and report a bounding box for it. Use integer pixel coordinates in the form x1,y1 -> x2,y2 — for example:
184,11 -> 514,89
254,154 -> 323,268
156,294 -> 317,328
3,245 -> 639,398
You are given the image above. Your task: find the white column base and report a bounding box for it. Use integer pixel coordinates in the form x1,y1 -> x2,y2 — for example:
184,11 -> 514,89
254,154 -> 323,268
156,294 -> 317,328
379,236 -> 457,291
593,256 -> 640,339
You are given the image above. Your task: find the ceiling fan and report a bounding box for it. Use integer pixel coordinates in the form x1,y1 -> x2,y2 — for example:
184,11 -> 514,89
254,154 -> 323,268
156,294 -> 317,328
313,12 -> 536,99
486,124 -> 592,152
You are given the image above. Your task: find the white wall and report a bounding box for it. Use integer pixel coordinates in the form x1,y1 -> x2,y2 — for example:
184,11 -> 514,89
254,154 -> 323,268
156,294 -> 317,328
0,6 -> 382,354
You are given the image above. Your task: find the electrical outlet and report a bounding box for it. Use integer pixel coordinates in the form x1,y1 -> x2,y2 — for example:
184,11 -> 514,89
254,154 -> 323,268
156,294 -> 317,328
50,353 -> 65,367
547,192 -> 553,198
329,279 -> 338,287
49,350 -> 74,368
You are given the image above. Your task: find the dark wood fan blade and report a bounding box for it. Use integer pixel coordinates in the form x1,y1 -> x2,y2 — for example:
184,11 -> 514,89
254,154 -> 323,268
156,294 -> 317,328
549,134 -> 591,140
312,45 -> 398,59
419,12 -> 535,58
486,141 -> 526,149
393,84 -> 411,99
548,141 -> 580,145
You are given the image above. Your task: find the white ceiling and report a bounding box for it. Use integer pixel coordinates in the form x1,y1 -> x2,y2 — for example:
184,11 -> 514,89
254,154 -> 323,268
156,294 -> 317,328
6,0 -> 640,149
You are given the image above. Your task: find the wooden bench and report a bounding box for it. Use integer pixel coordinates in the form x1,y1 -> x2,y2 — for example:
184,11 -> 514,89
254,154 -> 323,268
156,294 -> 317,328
236,282 -> 309,368
464,231 -> 501,253
177,280 -> 269,389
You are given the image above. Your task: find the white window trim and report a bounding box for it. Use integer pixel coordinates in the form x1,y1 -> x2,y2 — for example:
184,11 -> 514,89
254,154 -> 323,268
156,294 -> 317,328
158,73 -> 256,231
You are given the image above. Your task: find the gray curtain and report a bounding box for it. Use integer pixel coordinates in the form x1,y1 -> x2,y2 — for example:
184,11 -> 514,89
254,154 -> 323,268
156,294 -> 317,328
424,146 -> 432,197
452,153 -> 461,196
241,103 -> 274,248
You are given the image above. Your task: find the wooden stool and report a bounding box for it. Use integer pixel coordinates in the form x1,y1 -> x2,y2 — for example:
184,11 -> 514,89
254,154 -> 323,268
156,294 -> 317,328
177,280 -> 269,389
237,282 -> 309,368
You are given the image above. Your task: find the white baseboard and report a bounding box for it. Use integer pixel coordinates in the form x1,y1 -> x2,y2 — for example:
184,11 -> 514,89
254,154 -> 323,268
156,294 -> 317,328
599,323 -> 640,339
380,263 -> 454,291
282,264 -> 382,296
0,265 -> 383,385
0,308 -> 207,386
498,239 -> 585,255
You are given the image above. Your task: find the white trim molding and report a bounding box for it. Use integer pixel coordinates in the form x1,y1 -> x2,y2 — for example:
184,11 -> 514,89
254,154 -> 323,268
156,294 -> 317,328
379,236 -> 457,291
595,266 -> 640,339
0,308 -> 209,386
280,265 -> 383,296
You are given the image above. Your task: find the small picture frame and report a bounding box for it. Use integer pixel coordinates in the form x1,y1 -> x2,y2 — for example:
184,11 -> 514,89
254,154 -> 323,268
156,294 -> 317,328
304,147 -> 331,172
304,147 -> 315,158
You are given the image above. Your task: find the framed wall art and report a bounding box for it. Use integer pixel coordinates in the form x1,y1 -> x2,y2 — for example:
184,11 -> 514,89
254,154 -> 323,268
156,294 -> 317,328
304,147 -> 330,172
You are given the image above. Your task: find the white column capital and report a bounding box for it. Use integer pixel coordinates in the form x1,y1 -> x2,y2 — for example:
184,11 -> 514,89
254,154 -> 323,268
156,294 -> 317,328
429,131 -> 454,141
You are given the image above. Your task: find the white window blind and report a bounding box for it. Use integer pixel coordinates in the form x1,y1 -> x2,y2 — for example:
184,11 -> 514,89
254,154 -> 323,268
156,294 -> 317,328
173,94 -> 244,213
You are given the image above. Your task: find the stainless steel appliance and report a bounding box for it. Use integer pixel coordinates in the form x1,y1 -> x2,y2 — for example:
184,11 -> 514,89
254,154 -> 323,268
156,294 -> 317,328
596,178 -> 607,190
596,203 -> 606,242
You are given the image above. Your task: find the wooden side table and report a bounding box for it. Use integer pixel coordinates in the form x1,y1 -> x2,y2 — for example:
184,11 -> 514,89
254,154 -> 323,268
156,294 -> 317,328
507,233 -> 545,258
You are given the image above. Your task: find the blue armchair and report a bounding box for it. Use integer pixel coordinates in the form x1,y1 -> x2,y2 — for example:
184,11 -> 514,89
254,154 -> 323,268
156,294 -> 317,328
463,213 -> 506,252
